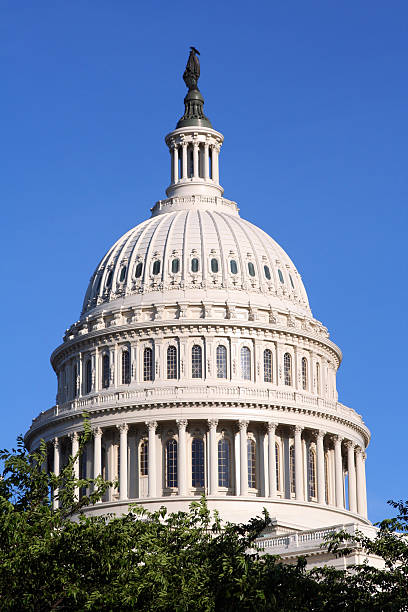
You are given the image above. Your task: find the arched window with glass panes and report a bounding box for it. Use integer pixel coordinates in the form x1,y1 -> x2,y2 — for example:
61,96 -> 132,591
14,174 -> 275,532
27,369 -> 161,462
218,438 -> 230,487
241,347 -> 251,380
85,359 -> 92,394
166,439 -> 178,488
264,349 -> 272,382
191,438 -> 204,487
102,354 -> 110,389
191,345 -> 202,379
247,439 -> 256,488
308,447 -> 317,499
284,352 -> 292,386
216,345 -> 227,378
167,346 -> 177,380
302,357 -> 308,390
122,349 -> 130,385
143,347 -> 153,381
140,440 -> 148,476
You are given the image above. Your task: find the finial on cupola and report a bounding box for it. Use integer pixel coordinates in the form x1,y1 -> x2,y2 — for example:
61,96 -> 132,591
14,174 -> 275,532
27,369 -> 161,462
177,47 -> 212,129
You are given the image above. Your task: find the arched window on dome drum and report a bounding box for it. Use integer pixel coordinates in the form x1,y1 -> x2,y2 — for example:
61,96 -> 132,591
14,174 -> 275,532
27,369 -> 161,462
230,259 -> 238,274
284,353 -> 292,386
119,266 -> 127,282
105,270 -> 113,288
218,439 -> 230,487
167,346 -> 178,380
166,439 -> 178,488
102,354 -> 110,389
308,447 -> 317,499
264,265 -> 271,280
248,262 -> 255,277
191,345 -> 202,379
121,350 -> 130,385
278,269 -> 284,284
96,275 -> 102,293
264,349 -> 272,383
289,445 -> 295,494
85,359 -> 92,394
140,440 -> 148,476
316,363 -> 320,395
241,347 -> 251,380
134,262 -> 143,278
191,438 -> 205,487
216,345 -> 227,379
191,258 -> 199,273
275,442 -> 280,490
72,364 -> 78,398
302,357 -> 308,390
247,439 -> 256,489
152,260 -> 161,276
143,347 -> 153,382
210,258 -> 219,273
171,258 -> 180,274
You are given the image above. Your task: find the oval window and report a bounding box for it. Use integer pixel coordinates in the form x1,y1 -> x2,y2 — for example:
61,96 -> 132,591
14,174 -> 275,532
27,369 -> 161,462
248,262 -> 255,277
264,265 -> 271,280
119,266 -> 127,282
152,260 -> 161,275
134,262 -> 143,278
278,269 -> 284,283
230,260 -> 238,274
211,258 -> 219,273
191,258 -> 199,273
171,258 -> 180,274
289,274 -> 295,288
106,270 -> 113,288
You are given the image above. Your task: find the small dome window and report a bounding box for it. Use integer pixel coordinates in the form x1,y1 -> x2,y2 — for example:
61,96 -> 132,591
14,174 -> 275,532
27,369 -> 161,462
134,262 -> 143,278
105,270 -> 113,288
96,275 -> 102,293
211,258 -> 219,273
152,260 -> 161,275
171,258 -> 180,274
278,269 -> 284,284
289,274 -> 295,289
264,265 -> 271,280
119,266 -> 127,282
248,262 -> 255,277
230,260 -> 238,274
191,258 -> 199,273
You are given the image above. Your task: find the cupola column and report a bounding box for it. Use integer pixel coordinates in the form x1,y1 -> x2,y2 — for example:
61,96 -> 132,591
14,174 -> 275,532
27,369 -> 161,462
181,142 -> 187,179
193,142 -> 199,178
334,435 -> 344,508
355,447 -> 367,517
208,419 -> 218,495
239,420 -> 249,496
267,422 -> 277,498
346,441 -> 357,513
212,144 -> 220,183
171,144 -> 179,184
146,421 -> 157,498
294,426 -> 304,501
177,419 -> 188,496
203,142 -> 210,179
118,424 -> 128,501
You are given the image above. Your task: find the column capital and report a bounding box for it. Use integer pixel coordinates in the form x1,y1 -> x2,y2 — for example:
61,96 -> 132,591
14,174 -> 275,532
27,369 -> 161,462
52,437 -> 59,449
355,445 -> 364,455
92,427 -> 103,438
117,423 -> 129,434
317,429 -> 326,440
238,420 -> 249,431
145,420 -> 158,431
362,451 -> 367,461
176,419 -> 188,429
294,425 -> 302,436
267,421 -> 277,433
344,440 -> 355,450
208,418 -> 218,430
69,431 -> 79,442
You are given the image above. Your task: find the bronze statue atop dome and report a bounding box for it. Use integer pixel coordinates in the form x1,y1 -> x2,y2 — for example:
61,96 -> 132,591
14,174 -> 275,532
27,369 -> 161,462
183,47 -> 201,91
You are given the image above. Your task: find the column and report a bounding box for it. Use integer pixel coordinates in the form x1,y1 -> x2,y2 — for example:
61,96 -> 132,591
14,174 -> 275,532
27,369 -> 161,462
146,421 -> 157,498
203,142 -> 209,179
212,144 -> 219,183
346,441 -> 357,513
208,419 -> 218,495
181,142 -> 187,179
362,452 -> 368,518
294,426 -> 304,501
334,435 -> 344,508
177,419 -> 188,496
355,447 -> 366,517
128,434 -> 137,499
71,432 -> 79,500
316,430 -> 326,504
93,427 -> 102,503
267,422 -> 277,498
239,420 -> 249,496
172,144 -> 179,184
118,424 -> 128,501
53,438 -> 60,510
193,142 -> 199,178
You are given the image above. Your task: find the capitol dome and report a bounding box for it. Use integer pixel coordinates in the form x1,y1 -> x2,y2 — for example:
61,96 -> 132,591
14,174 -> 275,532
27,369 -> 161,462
25,50 -> 371,565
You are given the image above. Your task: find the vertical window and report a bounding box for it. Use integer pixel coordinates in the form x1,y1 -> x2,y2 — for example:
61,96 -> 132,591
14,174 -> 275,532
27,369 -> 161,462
241,347 -> 251,380
72,364 -> 78,398
316,363 -> 320,395
278,269 -> 284,283
171,258 -> 180,274
302,357 -> 308,390
96,275 -> 102,293
122,350 -> 130,385
119,266 -> 127,282
211,258 -> 219,273
167,346 -> 177,379
289,274 -> 295,289
308,447 -> 317,499
218,439 -> 230,487
275,442 -> 280,490
284,353 -> 292,386
191,438 -> 205,487
152,260 -> 161,276
264,349 -> 272,383
290,445 -> 295,494
191,258 -> 199,273
135,262 -> 143,278
143,347 -> 153,382
247,262 -> 255,277
191,345 -> 202,379
216,345 -> 227,379
140,440 -> 148,476
264,265 -> 271,280
166,439 -> 178,487
102,355 -> 110,389
106,270 -> 113,287
85,359 -> 92,394
230,260 -> 238,274
247,439 -> 256,488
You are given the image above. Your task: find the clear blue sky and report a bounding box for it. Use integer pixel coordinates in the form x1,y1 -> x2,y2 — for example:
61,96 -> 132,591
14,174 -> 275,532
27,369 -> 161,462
1,1 -> 407,523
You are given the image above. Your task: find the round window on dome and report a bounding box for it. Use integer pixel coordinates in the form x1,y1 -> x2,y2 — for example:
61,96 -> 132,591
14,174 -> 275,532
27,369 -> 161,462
230,260 -> 238,274
119,266 -> 127,282
134,262 -> 143,278
289,274 -> 295,289
248,262 -> 255,277
211,258 -> 219,273
278,269 -> 284,284
171,258 -> 180,274
264,265 -> 271,280
105,270 -> 113,288
191,258 -> 199,273
152,260 -> 161,276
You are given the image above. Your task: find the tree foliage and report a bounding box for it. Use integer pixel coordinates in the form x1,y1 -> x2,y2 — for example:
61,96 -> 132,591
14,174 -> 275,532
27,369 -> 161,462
0,428 -> 407,611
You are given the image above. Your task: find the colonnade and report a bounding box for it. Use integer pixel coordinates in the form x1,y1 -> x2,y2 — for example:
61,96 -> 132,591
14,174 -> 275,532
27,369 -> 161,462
170,140 -> 220,185
49,419 -> 367,518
